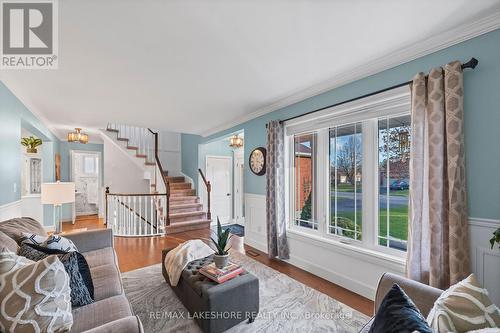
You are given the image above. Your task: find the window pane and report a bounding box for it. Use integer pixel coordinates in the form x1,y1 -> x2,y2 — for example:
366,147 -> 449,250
294,133 -> 317,229
378,115 -> 411,251
329,123 -> 362,240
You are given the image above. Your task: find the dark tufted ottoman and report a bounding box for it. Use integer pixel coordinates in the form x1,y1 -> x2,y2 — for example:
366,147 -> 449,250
162,248 -> 259,333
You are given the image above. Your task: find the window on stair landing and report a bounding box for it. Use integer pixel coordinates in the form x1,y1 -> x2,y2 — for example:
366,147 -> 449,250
286,86 -> 411,257
293,133 -> 317,230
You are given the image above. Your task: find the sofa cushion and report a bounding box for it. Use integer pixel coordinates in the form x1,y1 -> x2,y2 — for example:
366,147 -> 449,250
369,284 -> 432,333
91,264 -> 123,301
83,247 -> 116,268
71,295 -> 133,333
427,274 -> 500,332
19,243 -> 94,307
80,316 -> 143,333
0,230 -> 18,252
0,217 -> 46,243
0,253 -> 73,332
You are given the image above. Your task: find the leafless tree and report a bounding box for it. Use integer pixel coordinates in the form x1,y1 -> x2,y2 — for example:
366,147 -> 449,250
336,136 -> 362,185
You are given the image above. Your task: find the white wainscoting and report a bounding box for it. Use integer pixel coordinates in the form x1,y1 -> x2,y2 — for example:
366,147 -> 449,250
469,217 -> 500,305
244,193 -> 500,302
244,194 -> 267,253
0,200 -> 22,221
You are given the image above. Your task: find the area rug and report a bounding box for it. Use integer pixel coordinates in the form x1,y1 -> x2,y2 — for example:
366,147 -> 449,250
221,224 -> 245,237
122,251 -> 369,332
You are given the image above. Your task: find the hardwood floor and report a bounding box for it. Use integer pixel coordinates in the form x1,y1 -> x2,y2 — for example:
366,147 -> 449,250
63,215 -> 374,316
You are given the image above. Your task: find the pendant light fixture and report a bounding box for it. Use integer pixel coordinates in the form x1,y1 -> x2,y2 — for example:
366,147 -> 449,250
229,134 -> 243,148
67,128 -> 89,144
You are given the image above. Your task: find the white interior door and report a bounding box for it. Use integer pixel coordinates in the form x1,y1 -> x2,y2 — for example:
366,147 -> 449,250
234,149 -> 245,225
206,155 -> 232,225
71,151 -> 100,218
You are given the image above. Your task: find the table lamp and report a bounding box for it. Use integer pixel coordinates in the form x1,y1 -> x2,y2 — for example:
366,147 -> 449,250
41,182 -> 75,234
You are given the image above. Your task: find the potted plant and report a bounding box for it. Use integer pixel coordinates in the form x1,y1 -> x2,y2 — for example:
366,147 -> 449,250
211,217 -> 232,268
21,136 -> 43,154
490,228 -> 500,249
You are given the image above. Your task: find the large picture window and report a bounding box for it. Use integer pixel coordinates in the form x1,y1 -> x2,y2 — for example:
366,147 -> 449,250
287,86 -> 411,256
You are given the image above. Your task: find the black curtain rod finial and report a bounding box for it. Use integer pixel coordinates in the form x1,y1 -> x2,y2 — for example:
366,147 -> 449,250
462,57 -> 478,70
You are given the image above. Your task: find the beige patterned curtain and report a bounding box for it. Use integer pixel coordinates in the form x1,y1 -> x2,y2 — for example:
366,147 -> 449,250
407,61 -> 470,289
266,120 -> 290,259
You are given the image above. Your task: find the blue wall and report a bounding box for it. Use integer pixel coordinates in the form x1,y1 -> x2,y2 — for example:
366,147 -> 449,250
0,81 -> 61,225
182,28 -> 500,220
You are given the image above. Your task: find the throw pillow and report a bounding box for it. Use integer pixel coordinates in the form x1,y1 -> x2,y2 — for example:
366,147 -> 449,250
21,243 -> 94,299
427,274 -> 500,332
368,284 -> 433,333
21,232 -> 78,252
19,243 -> 94,307
0,230 -> 19,252
0,217 -> 47,243
0,252 -> 73,332
45,234 -> 79,252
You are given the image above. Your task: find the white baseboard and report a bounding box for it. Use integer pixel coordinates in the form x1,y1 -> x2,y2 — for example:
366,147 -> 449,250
244,234 -> 267,253
0,200 -> 22,221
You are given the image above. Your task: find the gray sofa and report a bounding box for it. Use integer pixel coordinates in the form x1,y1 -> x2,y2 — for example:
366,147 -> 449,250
360,272 -> 443,332
0,217 -> 143,333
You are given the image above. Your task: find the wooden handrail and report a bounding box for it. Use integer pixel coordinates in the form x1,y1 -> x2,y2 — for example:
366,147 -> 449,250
148,129 -> 170,226
198,168 -> 212,220
107,192 -> 168,197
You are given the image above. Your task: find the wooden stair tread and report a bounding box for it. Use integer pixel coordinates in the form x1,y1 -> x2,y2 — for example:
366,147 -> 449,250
169,211 -> 205,218
170,203 -> 202,209
168,219 -> 211,225
164,176 -> 185,183
106,128 -> 119,132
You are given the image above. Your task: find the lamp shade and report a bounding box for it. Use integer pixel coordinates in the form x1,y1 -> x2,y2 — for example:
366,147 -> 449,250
41,182 -> 75,205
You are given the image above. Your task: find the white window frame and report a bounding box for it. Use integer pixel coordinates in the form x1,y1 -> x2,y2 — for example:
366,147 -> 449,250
285,85 -> 411,258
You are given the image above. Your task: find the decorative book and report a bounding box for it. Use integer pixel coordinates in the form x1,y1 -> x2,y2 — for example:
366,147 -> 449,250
199,262 -> 244,284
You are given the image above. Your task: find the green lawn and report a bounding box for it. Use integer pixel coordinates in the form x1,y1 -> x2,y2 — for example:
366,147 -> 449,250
330,205 -> 408,243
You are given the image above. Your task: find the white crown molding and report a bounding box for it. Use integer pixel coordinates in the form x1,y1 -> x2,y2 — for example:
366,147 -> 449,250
200,11 -> 500,137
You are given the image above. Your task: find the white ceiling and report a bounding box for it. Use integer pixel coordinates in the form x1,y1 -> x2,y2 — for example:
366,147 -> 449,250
2,0 -> 500,139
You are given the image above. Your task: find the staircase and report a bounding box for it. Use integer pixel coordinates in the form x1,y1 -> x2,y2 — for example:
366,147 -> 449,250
103,124 -> 211,235
166,176 -> 211,233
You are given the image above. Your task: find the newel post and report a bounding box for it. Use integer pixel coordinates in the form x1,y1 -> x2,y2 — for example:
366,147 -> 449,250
105,187 -> 110,225
207,181 -> 212,221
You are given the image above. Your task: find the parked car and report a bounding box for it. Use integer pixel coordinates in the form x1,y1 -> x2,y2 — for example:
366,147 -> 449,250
390,179 -> 409,190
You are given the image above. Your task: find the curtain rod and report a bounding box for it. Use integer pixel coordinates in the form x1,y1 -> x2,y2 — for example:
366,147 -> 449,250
266,57 -> 478,127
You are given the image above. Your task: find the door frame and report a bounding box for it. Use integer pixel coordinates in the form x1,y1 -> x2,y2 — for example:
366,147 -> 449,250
204,155 -> 233,225
233,148 -> 244,225
70,150 -> 102,222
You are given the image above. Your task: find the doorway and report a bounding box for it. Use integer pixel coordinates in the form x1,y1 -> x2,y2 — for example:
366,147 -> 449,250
70,151 -> 101,217
205,155 -> 232,225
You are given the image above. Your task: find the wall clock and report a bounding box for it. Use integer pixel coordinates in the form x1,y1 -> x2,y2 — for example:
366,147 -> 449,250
249,147 -> 266,176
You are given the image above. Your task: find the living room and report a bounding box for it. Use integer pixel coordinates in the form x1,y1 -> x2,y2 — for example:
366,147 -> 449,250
1,1 -> 500,333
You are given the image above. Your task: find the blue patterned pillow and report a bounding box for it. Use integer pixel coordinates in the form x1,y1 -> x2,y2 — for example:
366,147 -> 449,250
368,284 -> 433,333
